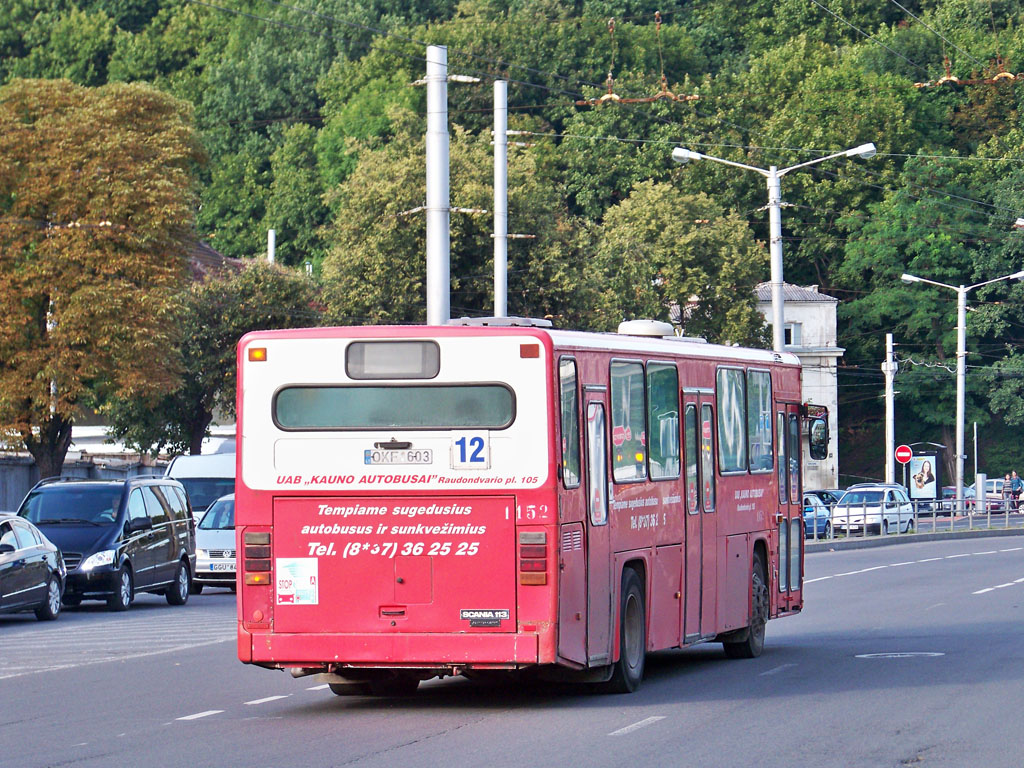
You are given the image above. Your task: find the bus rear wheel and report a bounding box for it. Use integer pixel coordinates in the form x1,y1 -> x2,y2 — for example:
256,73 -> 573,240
723,550 -> 768,659
601,569 -> 646,693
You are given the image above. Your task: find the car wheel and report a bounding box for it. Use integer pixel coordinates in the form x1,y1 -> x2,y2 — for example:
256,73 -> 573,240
107,566 -> 133,611
190,581 -> 204,595
601,569 -> 646,693
724,550 -> 768,659
166,560 -> 191,605
35,577 -> 62,621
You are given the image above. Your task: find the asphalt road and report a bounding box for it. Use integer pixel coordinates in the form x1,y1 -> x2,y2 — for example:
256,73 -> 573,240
2,535 -> 1023,768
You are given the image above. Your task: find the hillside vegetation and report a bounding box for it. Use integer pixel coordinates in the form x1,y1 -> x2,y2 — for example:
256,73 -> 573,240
4,0 -> 1024,479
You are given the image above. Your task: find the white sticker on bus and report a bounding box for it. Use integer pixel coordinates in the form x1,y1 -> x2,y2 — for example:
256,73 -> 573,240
276,558 -> 319,606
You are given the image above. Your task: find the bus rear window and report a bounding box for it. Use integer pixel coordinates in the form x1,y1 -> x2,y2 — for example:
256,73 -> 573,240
346,341 -> 440,379
274,385 -> 515,430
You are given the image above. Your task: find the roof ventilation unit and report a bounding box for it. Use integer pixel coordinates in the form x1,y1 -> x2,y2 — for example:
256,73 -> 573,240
617,319 -> 675,337
451,316 -> 553,328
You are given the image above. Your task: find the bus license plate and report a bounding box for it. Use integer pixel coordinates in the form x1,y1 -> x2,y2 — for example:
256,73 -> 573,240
364,449 -> 433,465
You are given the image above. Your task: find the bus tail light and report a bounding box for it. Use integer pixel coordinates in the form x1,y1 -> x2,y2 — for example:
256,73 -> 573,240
519,531 -> 547,585
244,531 -> 272,573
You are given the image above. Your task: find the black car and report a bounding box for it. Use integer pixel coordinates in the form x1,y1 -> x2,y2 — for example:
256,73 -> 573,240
16,477 -> 196,611
0,514 -> 65,621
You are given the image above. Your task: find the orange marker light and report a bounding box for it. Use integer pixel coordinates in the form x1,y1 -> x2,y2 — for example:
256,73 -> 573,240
520,343 -> 540,359
248,347 -> 267,362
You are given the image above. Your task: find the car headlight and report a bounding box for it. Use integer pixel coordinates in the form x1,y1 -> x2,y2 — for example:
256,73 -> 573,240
196,548 -> 208,558
81,549 -> 116,571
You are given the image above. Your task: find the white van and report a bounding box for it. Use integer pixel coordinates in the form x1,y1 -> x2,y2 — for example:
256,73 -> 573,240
165,453 -> 236,518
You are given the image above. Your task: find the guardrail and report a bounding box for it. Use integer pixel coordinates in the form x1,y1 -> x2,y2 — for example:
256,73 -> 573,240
804,498 -> 1024,542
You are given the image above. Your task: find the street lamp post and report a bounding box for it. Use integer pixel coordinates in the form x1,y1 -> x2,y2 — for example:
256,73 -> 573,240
672,143 -> 877,352
901,270 -> 1024,513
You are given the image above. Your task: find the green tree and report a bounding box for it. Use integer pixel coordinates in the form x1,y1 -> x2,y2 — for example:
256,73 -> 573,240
0,78 -> 202,477
105,262 -> 320,455
590,180 -> 769,344
263,124 -> 329,268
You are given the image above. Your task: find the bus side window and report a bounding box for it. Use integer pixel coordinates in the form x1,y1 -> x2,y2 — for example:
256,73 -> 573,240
646,363 -> 679,479
746,370 -> 772,473
685,405 -> 699,514
777,412 -> 788,504
715,367 -> 747,473
788,414 -> 801,501
610,361 -> 647,483
559,358 -> 581,489
587,403 -> 609,526
701,403 -> 715,512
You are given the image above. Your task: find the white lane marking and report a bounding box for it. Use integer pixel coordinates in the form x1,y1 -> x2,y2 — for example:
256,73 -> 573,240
974,551 -> 998,555
245,695 -> 290,705
860,566 -> 888,573
307,684 -> 330,691
994,583 -> 1015,589
804,576 -> 831,583
918,558 -> 942,562
890,562 -> 915,567
608,716 -> 666,737
999,547 -> 1022,552
0,638 -> 233,681
759,664 -> 796,677
945,554 -> 971,559
1015,578 -> 1024,583
974,588 -> 995,594
176,710 -> 224,721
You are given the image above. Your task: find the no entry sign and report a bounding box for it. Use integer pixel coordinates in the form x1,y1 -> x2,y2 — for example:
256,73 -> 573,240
895,444 -> 913,465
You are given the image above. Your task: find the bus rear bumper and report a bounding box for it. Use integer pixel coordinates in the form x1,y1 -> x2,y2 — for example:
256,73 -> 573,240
244,631 -> 540,667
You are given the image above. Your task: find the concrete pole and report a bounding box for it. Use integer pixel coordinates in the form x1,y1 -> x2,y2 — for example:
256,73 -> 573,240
956,286 -> 967,512
766,167 -> 785,353
425,45 -> 450,326
883,333 -> 896,484
493,80 -> 508,318
267,229 -> 276,264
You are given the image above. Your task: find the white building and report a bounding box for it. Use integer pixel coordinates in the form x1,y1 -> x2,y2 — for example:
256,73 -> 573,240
756,283 -> 843,490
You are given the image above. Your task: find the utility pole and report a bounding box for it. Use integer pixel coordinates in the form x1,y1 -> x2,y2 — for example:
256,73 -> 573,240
493,80 -> 507,318
882,333 -> 896,484
425,45 -> 450,326
267,229 -> 276,264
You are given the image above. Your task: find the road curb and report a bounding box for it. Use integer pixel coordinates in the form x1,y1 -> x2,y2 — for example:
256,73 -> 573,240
805,526 -> 1024,553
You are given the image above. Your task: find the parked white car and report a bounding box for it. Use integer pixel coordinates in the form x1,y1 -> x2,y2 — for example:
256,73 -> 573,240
192,493 -> 235,593
833,485 -> 914,535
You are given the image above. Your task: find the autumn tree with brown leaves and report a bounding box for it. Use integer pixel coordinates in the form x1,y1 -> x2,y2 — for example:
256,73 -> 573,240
0,78 -> 202,478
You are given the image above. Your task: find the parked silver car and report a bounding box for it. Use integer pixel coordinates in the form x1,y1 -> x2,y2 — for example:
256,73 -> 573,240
833,485 -> 914,535
192,494 -> 235,594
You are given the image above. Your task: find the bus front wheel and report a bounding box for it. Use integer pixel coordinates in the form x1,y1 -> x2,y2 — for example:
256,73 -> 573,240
723,550 -> 768,659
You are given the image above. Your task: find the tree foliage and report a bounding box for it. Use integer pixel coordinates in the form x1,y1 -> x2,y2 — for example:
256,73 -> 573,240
0,78 -> 201,476
105,262 -> 320,455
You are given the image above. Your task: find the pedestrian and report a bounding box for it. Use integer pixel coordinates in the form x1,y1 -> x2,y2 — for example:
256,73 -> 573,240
1002,473 -> 1013,511
1011,470 -> 1023,512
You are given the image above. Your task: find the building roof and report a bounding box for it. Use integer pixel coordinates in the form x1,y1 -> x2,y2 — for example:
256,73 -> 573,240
185,239 -> 245,280
755,282 -> 839,303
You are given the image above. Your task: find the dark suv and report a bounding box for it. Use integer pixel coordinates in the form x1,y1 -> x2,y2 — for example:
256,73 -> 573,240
17,477 -> 197,611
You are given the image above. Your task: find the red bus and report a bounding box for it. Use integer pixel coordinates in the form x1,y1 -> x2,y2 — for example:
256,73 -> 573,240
235,318 -> 827,694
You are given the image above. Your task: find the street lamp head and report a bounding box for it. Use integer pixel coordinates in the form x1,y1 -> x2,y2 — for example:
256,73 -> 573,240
672,147 -> 701,165
1010,270 -> 1024,281
846,142 -> 877,159
1014,217 -> 1024,229
901,273 -> 920,284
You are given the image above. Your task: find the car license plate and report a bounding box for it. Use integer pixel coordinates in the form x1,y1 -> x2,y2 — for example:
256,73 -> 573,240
209,563 -> 233,571
364,449 -> 433,465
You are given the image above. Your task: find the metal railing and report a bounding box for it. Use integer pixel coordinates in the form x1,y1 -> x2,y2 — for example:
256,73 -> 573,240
804,496 -> 1024,542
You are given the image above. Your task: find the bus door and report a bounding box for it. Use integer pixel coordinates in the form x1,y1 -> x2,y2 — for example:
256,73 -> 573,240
682,390 -> 716,643
776,403 -> 803,610
584,393 -> 613,665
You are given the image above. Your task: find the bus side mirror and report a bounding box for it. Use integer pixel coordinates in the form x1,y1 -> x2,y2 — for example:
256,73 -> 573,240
808,417 -> 828,461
